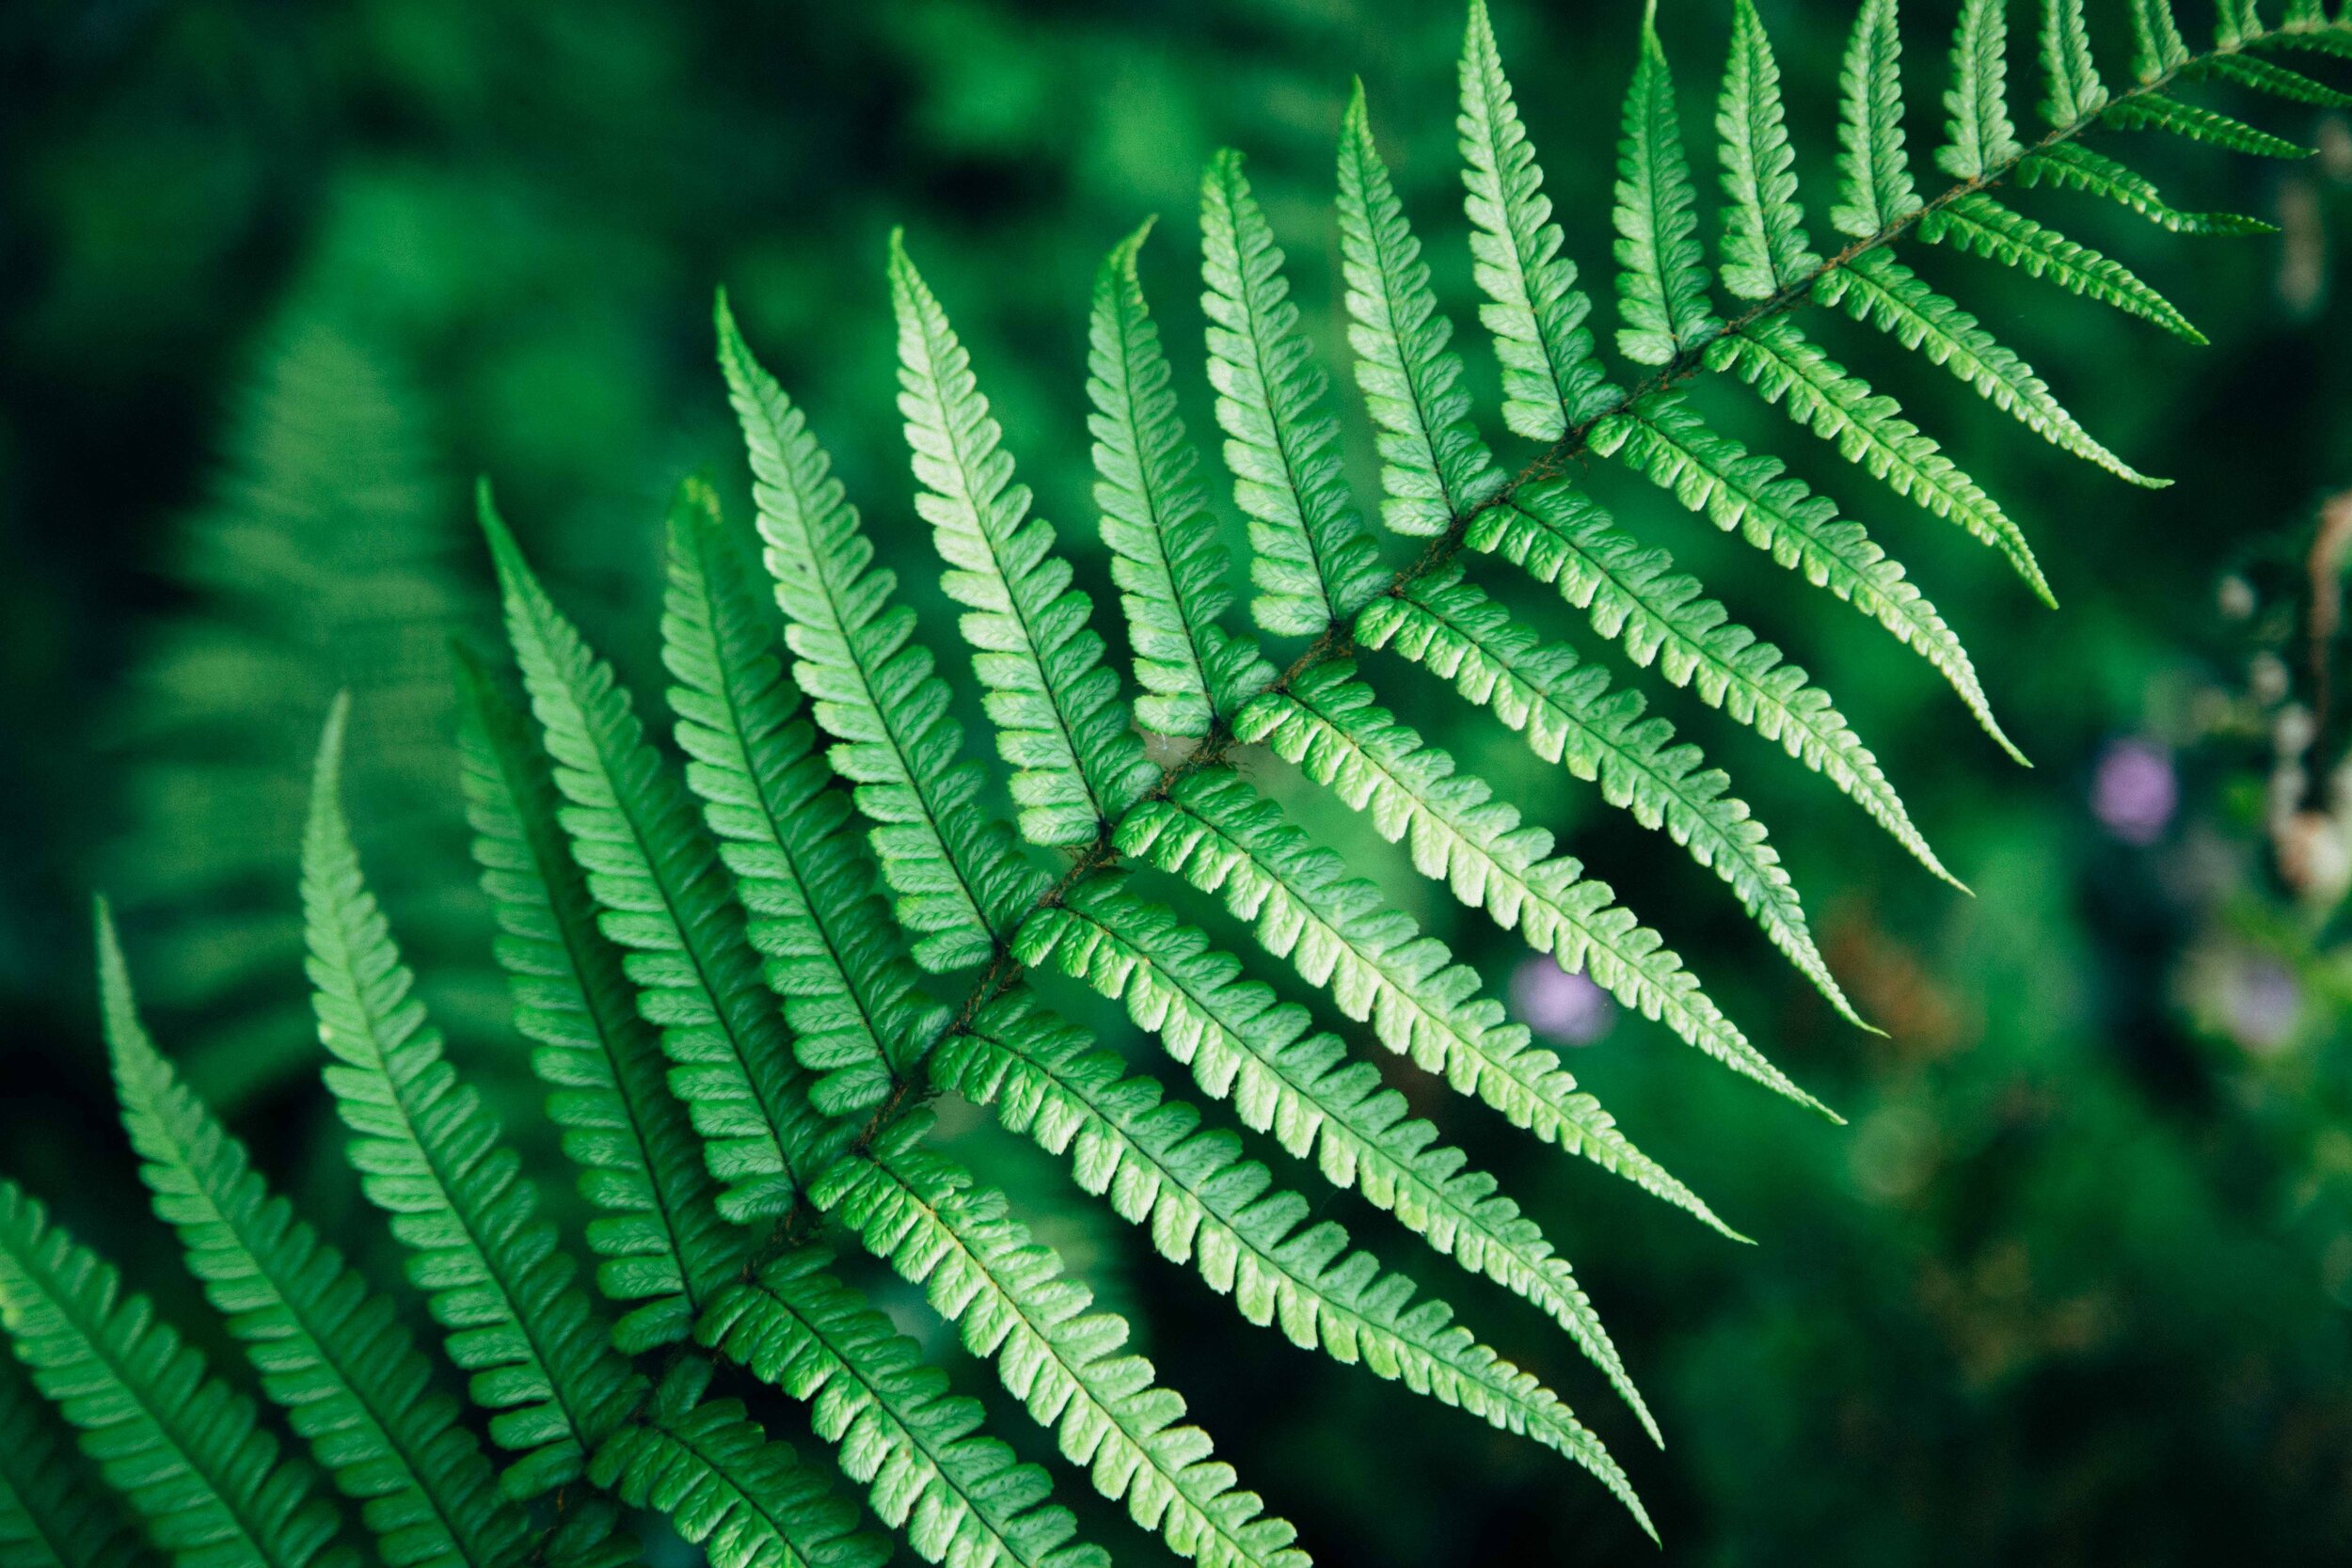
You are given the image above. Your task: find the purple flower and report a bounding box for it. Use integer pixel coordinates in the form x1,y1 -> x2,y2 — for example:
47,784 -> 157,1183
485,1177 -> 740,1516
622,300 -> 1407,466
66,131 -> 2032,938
1511,955 -> 1615,1045
2092,737 -> 2176,846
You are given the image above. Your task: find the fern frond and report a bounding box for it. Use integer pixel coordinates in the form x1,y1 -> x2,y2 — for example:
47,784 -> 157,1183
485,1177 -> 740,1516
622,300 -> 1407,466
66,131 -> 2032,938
1833,0 -> 1923,238
817,1121 -> 1309,1568
1337,83 -> 1508,536
1015,877 -> 1671,1433
0,1182 -> 352,1568
2191,50 -> 2352,104
701,1251 -> 1106,1568
662,481 -> 946,1117
2250,14 -> 2352,56
2038,0 -> 2108,124
889,235 -> 1158,845
1817,248 -> 2161,484
2017,142 -> 2275,233
1917,192 -> 2204,341
1119,769 -> 1739,1236
1718,0 -> 1822,300
0,1358 -> 149,1568
2104,88 -> 2313,157
1457,0 -> 1621,440
1614,0 -> 1723,364
1707,313 -> 2054,614
1939,0 -> 2024,178
1234,662 -> 1826,1114
1357,566 -> 1872,1026
99,906 -> 530,1568
928,993 -> 1654,1527
1200,150 -> 1390,637
483,498 -> 827,1225
454,653 -> 745,1351
301,699 -> 643,1497
2127,0 -> 2193,77
1088,223 -> 1276,739
1592,389 -> 2010,814
717,295 -> 1044,971
590,1360 -> 882,1568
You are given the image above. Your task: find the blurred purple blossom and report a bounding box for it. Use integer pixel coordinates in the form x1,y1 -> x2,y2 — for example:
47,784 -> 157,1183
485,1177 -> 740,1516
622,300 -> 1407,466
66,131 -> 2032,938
2092,737 -> 2176,845
1511,955 -> 1614,1045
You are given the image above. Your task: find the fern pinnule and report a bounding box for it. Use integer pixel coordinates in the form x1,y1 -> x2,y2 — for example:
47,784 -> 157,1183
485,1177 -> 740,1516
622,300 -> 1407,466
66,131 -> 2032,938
0,1355 -> 151,1568
1614,0 -> 1724,365
1718,0 -> 1822,302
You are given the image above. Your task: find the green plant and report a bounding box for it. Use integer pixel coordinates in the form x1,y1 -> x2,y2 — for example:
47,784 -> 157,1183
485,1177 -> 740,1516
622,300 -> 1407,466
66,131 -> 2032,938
7,1 -> 2345,1564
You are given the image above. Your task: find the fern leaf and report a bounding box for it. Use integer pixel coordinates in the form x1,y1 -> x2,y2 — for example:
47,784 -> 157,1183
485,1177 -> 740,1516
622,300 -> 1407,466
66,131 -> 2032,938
1200,150 -> 1390,636
2214,0 -> 2263,47
662,481 -> 946,1118
1088,222 -> 1276,738
2016,143 -> 2275,233
1235,662 -> 1827,1113
929,993 -> 1655,1528
590,1360 -> 883,1568
0,1182 -> 352,1568
717,295 -> 1044,971
100,907 -> 530,1568
1707,313 -> 2055,614
483,498 -> 827,1225
2038,0 -> 2108,124
1939,0 -> 2024,179
817,1121 -> 1309,1568
700,1253 -> 1105,1568
301,699 -> 644,1497
1718,0 -> 1822,300
1614,0 -> 1723,364
454,652 -> 745,1351
1817,248 -> 2162,484
890,234 -> 1159,845
2127,0 -> 2193,77
1917,192 -> 2205,341
1456,0 -> 1621,439
2103,89 -> 2314,157
1592,388 -> 2013,811
1832,0 -> 1923,238
0,1358 -> 149,1568
1014,874 -> 1671,1433
2191,51 -> 2352,104
1356,566 -> 1874,1027
1119,769 -> 1740,1235
2252,15 -> 2352,55
1337,83 -> 1508,536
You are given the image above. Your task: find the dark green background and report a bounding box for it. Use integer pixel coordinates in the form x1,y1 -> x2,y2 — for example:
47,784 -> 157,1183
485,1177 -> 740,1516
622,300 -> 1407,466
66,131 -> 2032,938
4,0 -> 2351,1561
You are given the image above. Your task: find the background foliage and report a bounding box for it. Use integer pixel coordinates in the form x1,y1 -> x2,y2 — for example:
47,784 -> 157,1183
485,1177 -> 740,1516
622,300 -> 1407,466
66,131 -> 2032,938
5,0 -> 2352,1560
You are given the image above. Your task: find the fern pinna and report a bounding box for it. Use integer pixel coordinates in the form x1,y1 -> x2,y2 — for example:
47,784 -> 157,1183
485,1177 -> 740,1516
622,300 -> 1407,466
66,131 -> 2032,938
6,2 -> 2344,1562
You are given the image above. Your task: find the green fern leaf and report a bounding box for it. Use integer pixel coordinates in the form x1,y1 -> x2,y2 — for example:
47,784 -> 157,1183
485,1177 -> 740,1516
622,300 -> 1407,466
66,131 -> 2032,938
1939,0 -> 2025,178
817,1121 -> 1308,1568
1119,769 -> 1740,1235
2104,89 -> 2314,157
1917,192 -> 2205,341
1832,0 -> 1923,239
1586,398 -> 1980,873
2190,50 -> 2352,103
2016,143 -> 2276,233
1614,0 -> 1723,364
1235,662 -> 1827,1113
1015,873 -> 1669,1432
662,481 -> 946,1118
1200,150 -> 1390,637
301,700 -> 644,1497
1337,83 -> 1508,536
1088,222 -> 1276,739
929,993 -> 1654,1530
890,234 -> 1159,845
454,652 -> 746,1351
1707,313 -> 2054,614
2214,0 -> 2264,47
483,497 -> 829,1224
2039,0 -> 2109,123
0,1182 -> 353,1568
2253,14 -> 2352,55
1816,248 -> 2162,484
1456,0 -> 1622,439
717,295 -> 1044,972
1718,0 -> 1822,300
1355,566 -> 1875,1026
700,1253 -> 1105,1568
0,1358 -> 150,1568
2127,0 -> 2193,77
589,1359 -> 883,1568
99,906 -> 531,1568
